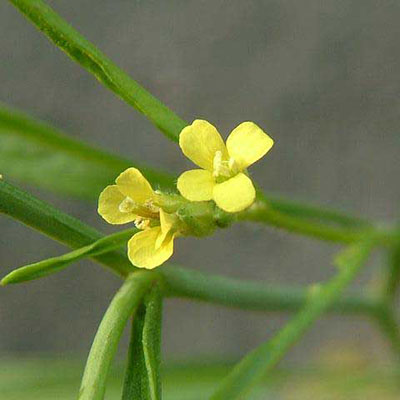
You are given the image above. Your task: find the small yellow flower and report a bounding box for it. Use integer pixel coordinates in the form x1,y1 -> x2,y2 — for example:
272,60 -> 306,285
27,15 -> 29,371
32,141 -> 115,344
98,167 -> 177,269
177,120 -> 274,212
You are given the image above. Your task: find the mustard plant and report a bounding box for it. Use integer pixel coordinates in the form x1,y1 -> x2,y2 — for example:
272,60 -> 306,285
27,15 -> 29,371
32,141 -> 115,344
1,1 -> 399,399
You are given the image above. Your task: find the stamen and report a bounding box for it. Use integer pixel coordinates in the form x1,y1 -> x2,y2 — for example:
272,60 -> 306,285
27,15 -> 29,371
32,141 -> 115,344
119,196 -> 137,213
213,151 -> 232,178
144,199 -> 159,213
213,151 -> 223,177
134,217 -> 150,230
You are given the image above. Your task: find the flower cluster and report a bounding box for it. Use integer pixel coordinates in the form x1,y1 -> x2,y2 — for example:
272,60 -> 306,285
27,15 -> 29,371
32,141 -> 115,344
98,120 -> 273,269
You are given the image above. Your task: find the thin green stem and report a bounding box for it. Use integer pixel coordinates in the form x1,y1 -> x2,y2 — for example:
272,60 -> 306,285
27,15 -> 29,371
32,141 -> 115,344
383,243 -> 400,302
0,180 -> 135,277
122,305 -> 147,400
79,271 -> 155,400
1,227 -> 137,285
142,285 -> 163,400
240,200 -> 377,244
122,284 -> 163,400
209,239 -> 374,400
373,304 -> 400,360
264,194 -> 372,228
9,0 -> 186,142
162,266 -> 379,315
0,103 -> 175,197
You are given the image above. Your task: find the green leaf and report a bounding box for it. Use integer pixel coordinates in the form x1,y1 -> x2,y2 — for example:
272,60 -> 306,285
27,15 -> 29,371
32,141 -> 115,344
1,228 -> 137,285
240,197 -> 374,244
263,193 -> 371,228
9,0 -> 186,143
209,239 -> 374,400
122,285 -> 163,400
0,104 -> 175,199
142,285 -> 163,400
383,231 -> 400,301
162,265 -> 378,315
122,305 -> 147,400
79,271 -> 155,400
0,179 -> 134,278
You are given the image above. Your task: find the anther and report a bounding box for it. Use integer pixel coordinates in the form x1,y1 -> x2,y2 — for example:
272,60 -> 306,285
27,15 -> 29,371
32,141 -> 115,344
119,196 -> 137,213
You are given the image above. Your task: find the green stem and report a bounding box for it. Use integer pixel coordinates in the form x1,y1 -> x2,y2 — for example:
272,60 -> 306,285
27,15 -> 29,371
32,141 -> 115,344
162,265 -> 379,315
374,304 -> 400,360
384,243 -> 400,302
79,271 -> 155,400
0,180 -> 134,277
8,0 -> 186,142
122,305 -> 147,400
240,200 -> 376,244
122,284 -> 162,400
264,194 -> 372,228
142,286 -> 163,400
0,103 -> 175,196
1,227 -> 137,285
209,239 -> 374,400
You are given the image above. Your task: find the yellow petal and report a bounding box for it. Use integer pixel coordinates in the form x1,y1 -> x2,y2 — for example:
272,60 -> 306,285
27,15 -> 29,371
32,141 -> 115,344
115,167 -> 155,205
128,227 -> 174,269
226,121 -> 274,170
156,209 -> 176,249
179,120 -> 228,171
213,173 -> 256,213
177,169 -> 215,201
98,185 -> 137,224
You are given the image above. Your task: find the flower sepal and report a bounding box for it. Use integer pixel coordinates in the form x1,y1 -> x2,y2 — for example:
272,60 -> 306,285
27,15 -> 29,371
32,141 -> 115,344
176,201 -> 233,237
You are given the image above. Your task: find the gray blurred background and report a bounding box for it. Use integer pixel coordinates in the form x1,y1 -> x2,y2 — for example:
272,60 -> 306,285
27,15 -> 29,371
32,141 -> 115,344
0,0 -> 399,364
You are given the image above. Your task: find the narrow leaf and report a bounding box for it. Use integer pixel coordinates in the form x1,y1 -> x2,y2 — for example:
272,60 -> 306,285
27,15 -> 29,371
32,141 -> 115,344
142,285 -> 163,400
162,265 -> 379,315
79,271 -> 154,400
122,285 -> 162,400
0,104 -> 175,199
122,305 -> 147,400
210,239 -> 374,400
240,199 -> 375,244
264,193 -> 371,228
9,0 -> 186,142
0,179 -> 134,278
1,228 -> 137,285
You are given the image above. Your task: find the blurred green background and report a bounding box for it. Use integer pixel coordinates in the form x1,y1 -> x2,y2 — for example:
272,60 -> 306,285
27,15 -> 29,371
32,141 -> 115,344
1,0 -> 399,398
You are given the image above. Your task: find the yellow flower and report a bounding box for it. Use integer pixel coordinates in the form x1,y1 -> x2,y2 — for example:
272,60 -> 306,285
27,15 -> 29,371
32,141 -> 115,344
177,120 -> 274,212
98,167 -> 177,269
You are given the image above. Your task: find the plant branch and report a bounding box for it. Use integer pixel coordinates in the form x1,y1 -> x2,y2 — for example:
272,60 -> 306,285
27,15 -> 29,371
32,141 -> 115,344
240,200 -> 371,244
209,239 -> 374,400
264,193 -> 372,228
161,266 -> 379,315
373,304 -> 400,360
1,227 -> 137,285
0,104 -> 175,197
0,180 -> 135,277
79,271 -> 155,400
383,241 -> 400,302
8,0 -> 186,142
